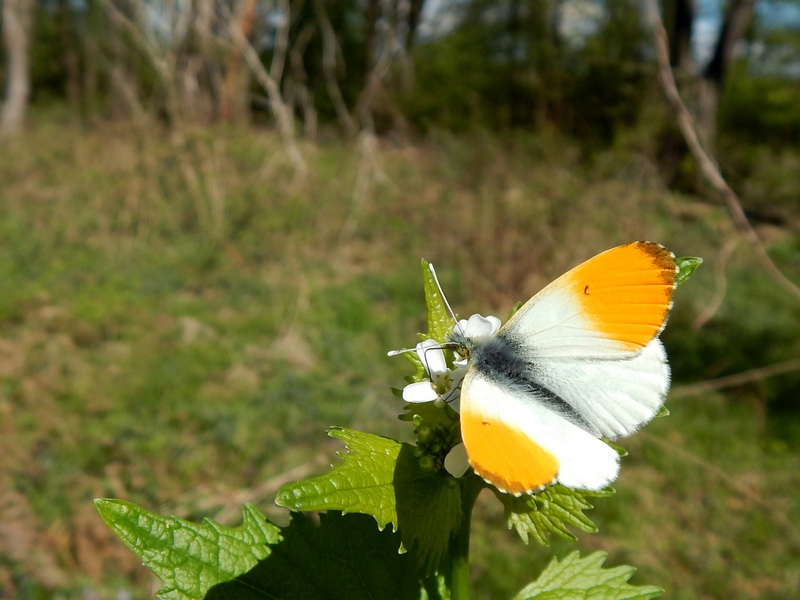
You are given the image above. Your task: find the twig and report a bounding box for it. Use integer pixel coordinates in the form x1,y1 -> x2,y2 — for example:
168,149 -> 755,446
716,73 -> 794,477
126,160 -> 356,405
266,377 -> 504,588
336,130 -> 380,251
228,9 -> 308,176
692,235 -> 740,329
639,431 -> 800,554
164,454 -> 329,525
671,356 -> 800,399
647,0 -> 800,303
270,0 -> 290,84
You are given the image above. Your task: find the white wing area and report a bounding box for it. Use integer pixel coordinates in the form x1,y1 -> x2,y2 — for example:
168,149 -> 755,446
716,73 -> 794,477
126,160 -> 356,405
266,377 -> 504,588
464,372 -> 622,491
530,338 -> 670,439
503,280 -> 632,358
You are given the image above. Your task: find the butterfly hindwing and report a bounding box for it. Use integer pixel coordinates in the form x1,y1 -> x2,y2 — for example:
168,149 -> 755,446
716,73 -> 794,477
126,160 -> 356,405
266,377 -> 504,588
460,369 -> 621,494
527,337 -> 670,439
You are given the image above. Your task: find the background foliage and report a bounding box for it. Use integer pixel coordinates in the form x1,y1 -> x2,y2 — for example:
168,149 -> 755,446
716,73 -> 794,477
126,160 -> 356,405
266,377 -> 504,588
1,0 -> 800,598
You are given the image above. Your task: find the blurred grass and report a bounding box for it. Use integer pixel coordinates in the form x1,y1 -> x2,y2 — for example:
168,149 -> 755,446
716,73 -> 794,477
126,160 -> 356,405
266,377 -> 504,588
1,115 -> 799,598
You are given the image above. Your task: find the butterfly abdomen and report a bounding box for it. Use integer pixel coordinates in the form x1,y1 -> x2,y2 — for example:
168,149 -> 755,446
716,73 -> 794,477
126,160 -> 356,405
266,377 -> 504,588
469,336 -> 596,432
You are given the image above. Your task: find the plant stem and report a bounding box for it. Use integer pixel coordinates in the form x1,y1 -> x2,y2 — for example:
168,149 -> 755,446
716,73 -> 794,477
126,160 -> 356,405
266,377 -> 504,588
447,475 -> 483,600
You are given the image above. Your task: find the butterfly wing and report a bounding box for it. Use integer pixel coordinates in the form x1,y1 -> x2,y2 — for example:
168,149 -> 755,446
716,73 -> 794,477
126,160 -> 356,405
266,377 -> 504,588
501,241 -> 677,358
498,241 -> 676,438
529,337 -> 670,439
459,368 -> 621,494
459,242 -> 677,493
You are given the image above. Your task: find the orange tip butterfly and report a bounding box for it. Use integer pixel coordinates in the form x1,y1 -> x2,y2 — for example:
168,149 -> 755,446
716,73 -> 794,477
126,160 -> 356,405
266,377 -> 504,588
448,241 -> 678,495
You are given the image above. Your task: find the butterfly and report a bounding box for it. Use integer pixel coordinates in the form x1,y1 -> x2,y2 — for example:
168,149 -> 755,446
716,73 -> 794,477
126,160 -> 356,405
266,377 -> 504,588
449,241 -> 677,494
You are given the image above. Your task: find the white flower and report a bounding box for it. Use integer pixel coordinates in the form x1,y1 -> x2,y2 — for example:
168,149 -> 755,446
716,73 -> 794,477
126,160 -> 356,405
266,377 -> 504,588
402,339 -> 466,411
400,314 -> 501,414
455,314 -> 501,344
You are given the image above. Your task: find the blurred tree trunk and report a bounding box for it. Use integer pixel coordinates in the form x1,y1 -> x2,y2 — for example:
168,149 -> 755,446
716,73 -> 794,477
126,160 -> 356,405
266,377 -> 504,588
108,15 -> 145,120
405,0 -> 425,50
219,0 -> 258,123
82,0 -> 104,119
365,0 -> 380,74
697,0 -> 756,147
59,0 -> 82,120
663,0 -> 694,72
188,0 -> 222,123
663,0 -> 756,148
1,0 -> 34,136
529,0 -> 562,128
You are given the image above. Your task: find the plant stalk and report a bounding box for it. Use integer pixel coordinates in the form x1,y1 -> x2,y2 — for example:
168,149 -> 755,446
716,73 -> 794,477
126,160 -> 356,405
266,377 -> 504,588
447,475 -> 483,600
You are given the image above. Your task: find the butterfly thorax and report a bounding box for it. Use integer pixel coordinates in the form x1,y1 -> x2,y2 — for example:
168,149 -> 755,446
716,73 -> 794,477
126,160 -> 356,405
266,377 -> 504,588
461,333 -> 596,432
467,335 -> 528,383
448,329 -> 529,381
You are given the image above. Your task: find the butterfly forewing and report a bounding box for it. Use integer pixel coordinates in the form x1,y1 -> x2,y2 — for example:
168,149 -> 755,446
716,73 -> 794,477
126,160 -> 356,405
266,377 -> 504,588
501,242 -> 677,359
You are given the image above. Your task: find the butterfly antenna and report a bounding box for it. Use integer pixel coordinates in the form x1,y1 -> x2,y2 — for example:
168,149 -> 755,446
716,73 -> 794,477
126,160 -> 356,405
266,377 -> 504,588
428,262 -> 463,336
387,262 -> 461,358
387,347 -> 416,357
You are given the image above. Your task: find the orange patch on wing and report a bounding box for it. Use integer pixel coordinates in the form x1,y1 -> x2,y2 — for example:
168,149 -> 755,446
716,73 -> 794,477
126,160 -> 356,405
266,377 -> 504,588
569,241 -> 676,350
461,406 -> 559,495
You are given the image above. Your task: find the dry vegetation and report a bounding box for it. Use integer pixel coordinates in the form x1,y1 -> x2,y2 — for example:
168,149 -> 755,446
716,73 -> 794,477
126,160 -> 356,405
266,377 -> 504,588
1,115 -> 799,598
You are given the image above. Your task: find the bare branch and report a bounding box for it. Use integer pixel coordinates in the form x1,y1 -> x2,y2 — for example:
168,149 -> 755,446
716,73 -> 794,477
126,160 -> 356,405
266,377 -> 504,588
314,0 -> 358,137
692,235 -> 740,330
287,22 -> 318,138
228,9 -> 307,175
271,0 -> 290,84
640,431 -> 800,554
648,0 -> 800,303
671,357 -> 800,400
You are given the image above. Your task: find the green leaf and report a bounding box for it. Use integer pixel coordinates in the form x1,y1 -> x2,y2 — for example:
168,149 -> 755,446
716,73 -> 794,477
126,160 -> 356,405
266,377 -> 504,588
513,551 -> 664,600
498,484 -> 612,546
393,441 -> 463,573
275,427 -> 462,574
275,428 -> 401,530
206,512 -> 421,600
675,256 -> 703,286
94,500 -> 281,600
403,347 -> 428,383
421,259 -> 456,342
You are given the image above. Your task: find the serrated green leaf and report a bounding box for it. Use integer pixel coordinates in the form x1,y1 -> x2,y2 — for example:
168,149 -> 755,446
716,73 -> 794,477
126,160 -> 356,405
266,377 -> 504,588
94,500 -> 280,600
422,259 -> 456,342
675,256 -> 703,286
498,485 -> 612,546
513,551 -> 664,600
206,512 -> 420,600
275,428 -> 401,530
275,427 -> 462,575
